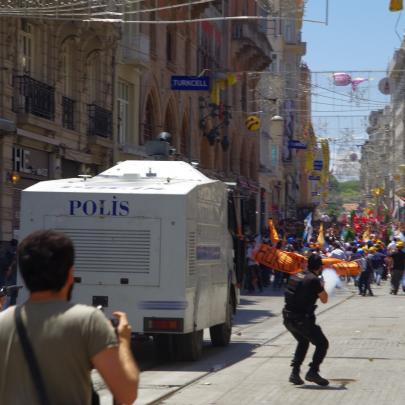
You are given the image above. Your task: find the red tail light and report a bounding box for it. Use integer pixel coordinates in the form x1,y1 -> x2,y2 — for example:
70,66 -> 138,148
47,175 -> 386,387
144,317 -> 184,332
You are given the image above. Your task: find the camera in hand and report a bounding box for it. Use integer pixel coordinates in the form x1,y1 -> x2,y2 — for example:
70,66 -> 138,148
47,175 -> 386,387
0,285 -> 22,297
110,316 -> 119,330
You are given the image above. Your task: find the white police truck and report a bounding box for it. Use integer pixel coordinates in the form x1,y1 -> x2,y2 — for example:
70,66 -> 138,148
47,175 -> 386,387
19,160 -> 238,360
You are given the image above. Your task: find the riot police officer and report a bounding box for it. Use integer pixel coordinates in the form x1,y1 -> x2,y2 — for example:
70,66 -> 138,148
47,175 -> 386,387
282,253 -> 329,386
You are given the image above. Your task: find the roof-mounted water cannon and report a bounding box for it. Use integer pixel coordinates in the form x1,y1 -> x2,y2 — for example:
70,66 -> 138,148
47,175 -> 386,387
145,131 -> 176,160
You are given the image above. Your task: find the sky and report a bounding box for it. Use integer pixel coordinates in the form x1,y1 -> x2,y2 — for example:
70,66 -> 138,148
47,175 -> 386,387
302,0 -> 404,72
301,0 -> 405,180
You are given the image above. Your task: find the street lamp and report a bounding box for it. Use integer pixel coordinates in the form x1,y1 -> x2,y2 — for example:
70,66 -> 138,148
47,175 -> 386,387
270,115 -> 284,137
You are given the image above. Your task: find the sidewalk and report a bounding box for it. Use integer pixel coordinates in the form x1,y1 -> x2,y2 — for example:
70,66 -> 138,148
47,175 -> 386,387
158,282 -> 405,405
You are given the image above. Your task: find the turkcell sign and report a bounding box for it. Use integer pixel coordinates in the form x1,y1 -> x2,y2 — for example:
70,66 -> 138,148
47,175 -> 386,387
288,140 -> 307,149
69,197 -> 129,216
171,76 -> 210,91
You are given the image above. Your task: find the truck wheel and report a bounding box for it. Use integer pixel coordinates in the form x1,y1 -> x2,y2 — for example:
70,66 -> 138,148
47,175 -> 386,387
209,295 -> 233,346
175,330 -> 203,361
154,334 -> 175,361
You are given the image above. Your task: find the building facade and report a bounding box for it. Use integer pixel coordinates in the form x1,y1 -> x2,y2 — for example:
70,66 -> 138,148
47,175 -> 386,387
0,18 -> 119,252
361,38 -> 405,220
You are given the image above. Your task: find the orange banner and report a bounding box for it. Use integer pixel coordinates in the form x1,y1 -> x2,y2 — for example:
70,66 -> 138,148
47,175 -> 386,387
254,244 -> 361,277
254,245 -> 302,275
328,261 -> 361,277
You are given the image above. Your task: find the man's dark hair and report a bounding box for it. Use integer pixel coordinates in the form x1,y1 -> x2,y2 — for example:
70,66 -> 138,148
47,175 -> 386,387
307,253 -> 323,272
18,230 -> 74,292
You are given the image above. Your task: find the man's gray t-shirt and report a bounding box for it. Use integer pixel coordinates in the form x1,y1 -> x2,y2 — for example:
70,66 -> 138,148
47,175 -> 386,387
0,301 -> 118,405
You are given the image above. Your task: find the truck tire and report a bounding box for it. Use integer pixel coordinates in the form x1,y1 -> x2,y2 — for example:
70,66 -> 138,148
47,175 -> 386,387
154,334 -> 175,361
175,330 -> 203,361
209,295 -> 233,346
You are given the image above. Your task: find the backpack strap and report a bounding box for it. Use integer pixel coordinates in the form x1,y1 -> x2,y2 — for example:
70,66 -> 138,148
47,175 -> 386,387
14,305 -> 51,405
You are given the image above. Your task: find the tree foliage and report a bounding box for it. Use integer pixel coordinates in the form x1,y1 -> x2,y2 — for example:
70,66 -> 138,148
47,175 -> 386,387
325,177 -> 360,217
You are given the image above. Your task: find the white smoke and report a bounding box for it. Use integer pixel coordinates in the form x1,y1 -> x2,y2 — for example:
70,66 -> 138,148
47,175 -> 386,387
322,268 -> 342,296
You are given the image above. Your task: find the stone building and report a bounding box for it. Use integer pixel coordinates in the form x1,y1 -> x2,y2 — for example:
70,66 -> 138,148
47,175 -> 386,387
256,0 -> 309,227
0,17 -> 119,249
360,38 -> 405,220
387,44 -> 405,216
133,1 -> 273,236
0,1 -> 283,248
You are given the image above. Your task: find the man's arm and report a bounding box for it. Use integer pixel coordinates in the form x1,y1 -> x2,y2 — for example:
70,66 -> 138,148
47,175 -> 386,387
318,277 -> 328,304
92,312 -> 139,405
318,290 -> 328,304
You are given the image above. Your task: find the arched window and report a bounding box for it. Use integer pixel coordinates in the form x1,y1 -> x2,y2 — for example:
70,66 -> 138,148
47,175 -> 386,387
180,114 -> 189,157
164,103 -> 176,147
166,27 -> 176,64
87,51 -> 102,105
184,37 -> 191,75
143,96 -> 154,144
20,20 -> 34,74
61,39 -> 77,130
61,38 -> 77,97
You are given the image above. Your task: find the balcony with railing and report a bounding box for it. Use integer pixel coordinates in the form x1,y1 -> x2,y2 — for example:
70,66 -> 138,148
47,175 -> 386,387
232,22 -> 272,70
120,29 -> 150,68
13,75 -> 55,120
88,104 -> 112,138
62,96 -> 75,130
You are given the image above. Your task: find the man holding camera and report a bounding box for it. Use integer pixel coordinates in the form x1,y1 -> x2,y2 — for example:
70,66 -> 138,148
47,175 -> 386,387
282,253 -> 329,386
0,230 -> 139,404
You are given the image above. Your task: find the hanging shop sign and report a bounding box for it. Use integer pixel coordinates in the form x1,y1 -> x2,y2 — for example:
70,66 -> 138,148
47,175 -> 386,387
288,140 -> 307,149
313,160 -> 323,170
171,76 -> 210,91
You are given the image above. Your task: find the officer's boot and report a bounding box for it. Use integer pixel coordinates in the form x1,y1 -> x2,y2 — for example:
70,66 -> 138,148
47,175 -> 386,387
289,364 -> 304,385
305,364 -> 329,386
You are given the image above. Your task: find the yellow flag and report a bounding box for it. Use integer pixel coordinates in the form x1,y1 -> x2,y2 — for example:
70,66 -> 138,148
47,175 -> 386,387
390,0 -> 403,11
362,228 -> 370,241
226,73 -> 238,86
317,223 -> 325,247
210,81 -> 220,105
268,219 -> 280,244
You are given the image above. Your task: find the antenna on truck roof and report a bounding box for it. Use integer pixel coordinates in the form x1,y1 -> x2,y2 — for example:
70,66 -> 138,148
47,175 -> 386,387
78,175 -> 92,182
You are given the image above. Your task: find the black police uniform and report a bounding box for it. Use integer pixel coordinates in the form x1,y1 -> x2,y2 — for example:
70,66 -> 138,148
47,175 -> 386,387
389,250 -> 405,294
283,270 -> 329,373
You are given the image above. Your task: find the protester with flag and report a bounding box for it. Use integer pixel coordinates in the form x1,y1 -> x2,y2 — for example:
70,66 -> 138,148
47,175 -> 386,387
317,223 -> 325,249
303,212 -> 313,243
268,219 -> 280,245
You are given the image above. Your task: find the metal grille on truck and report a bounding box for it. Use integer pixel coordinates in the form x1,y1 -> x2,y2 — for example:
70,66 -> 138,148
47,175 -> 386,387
188,232 -> 196,276
59,228 -> 151,274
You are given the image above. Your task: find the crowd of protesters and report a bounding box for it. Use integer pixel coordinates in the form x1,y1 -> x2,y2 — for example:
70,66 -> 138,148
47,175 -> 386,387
242,220 -> 405,296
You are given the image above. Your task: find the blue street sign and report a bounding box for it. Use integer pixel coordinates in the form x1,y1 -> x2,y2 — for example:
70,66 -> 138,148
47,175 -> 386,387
288,140 -> 307,149
308,175 -> 321,181
171,76 -> 210,91
313,160 -> 323,170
